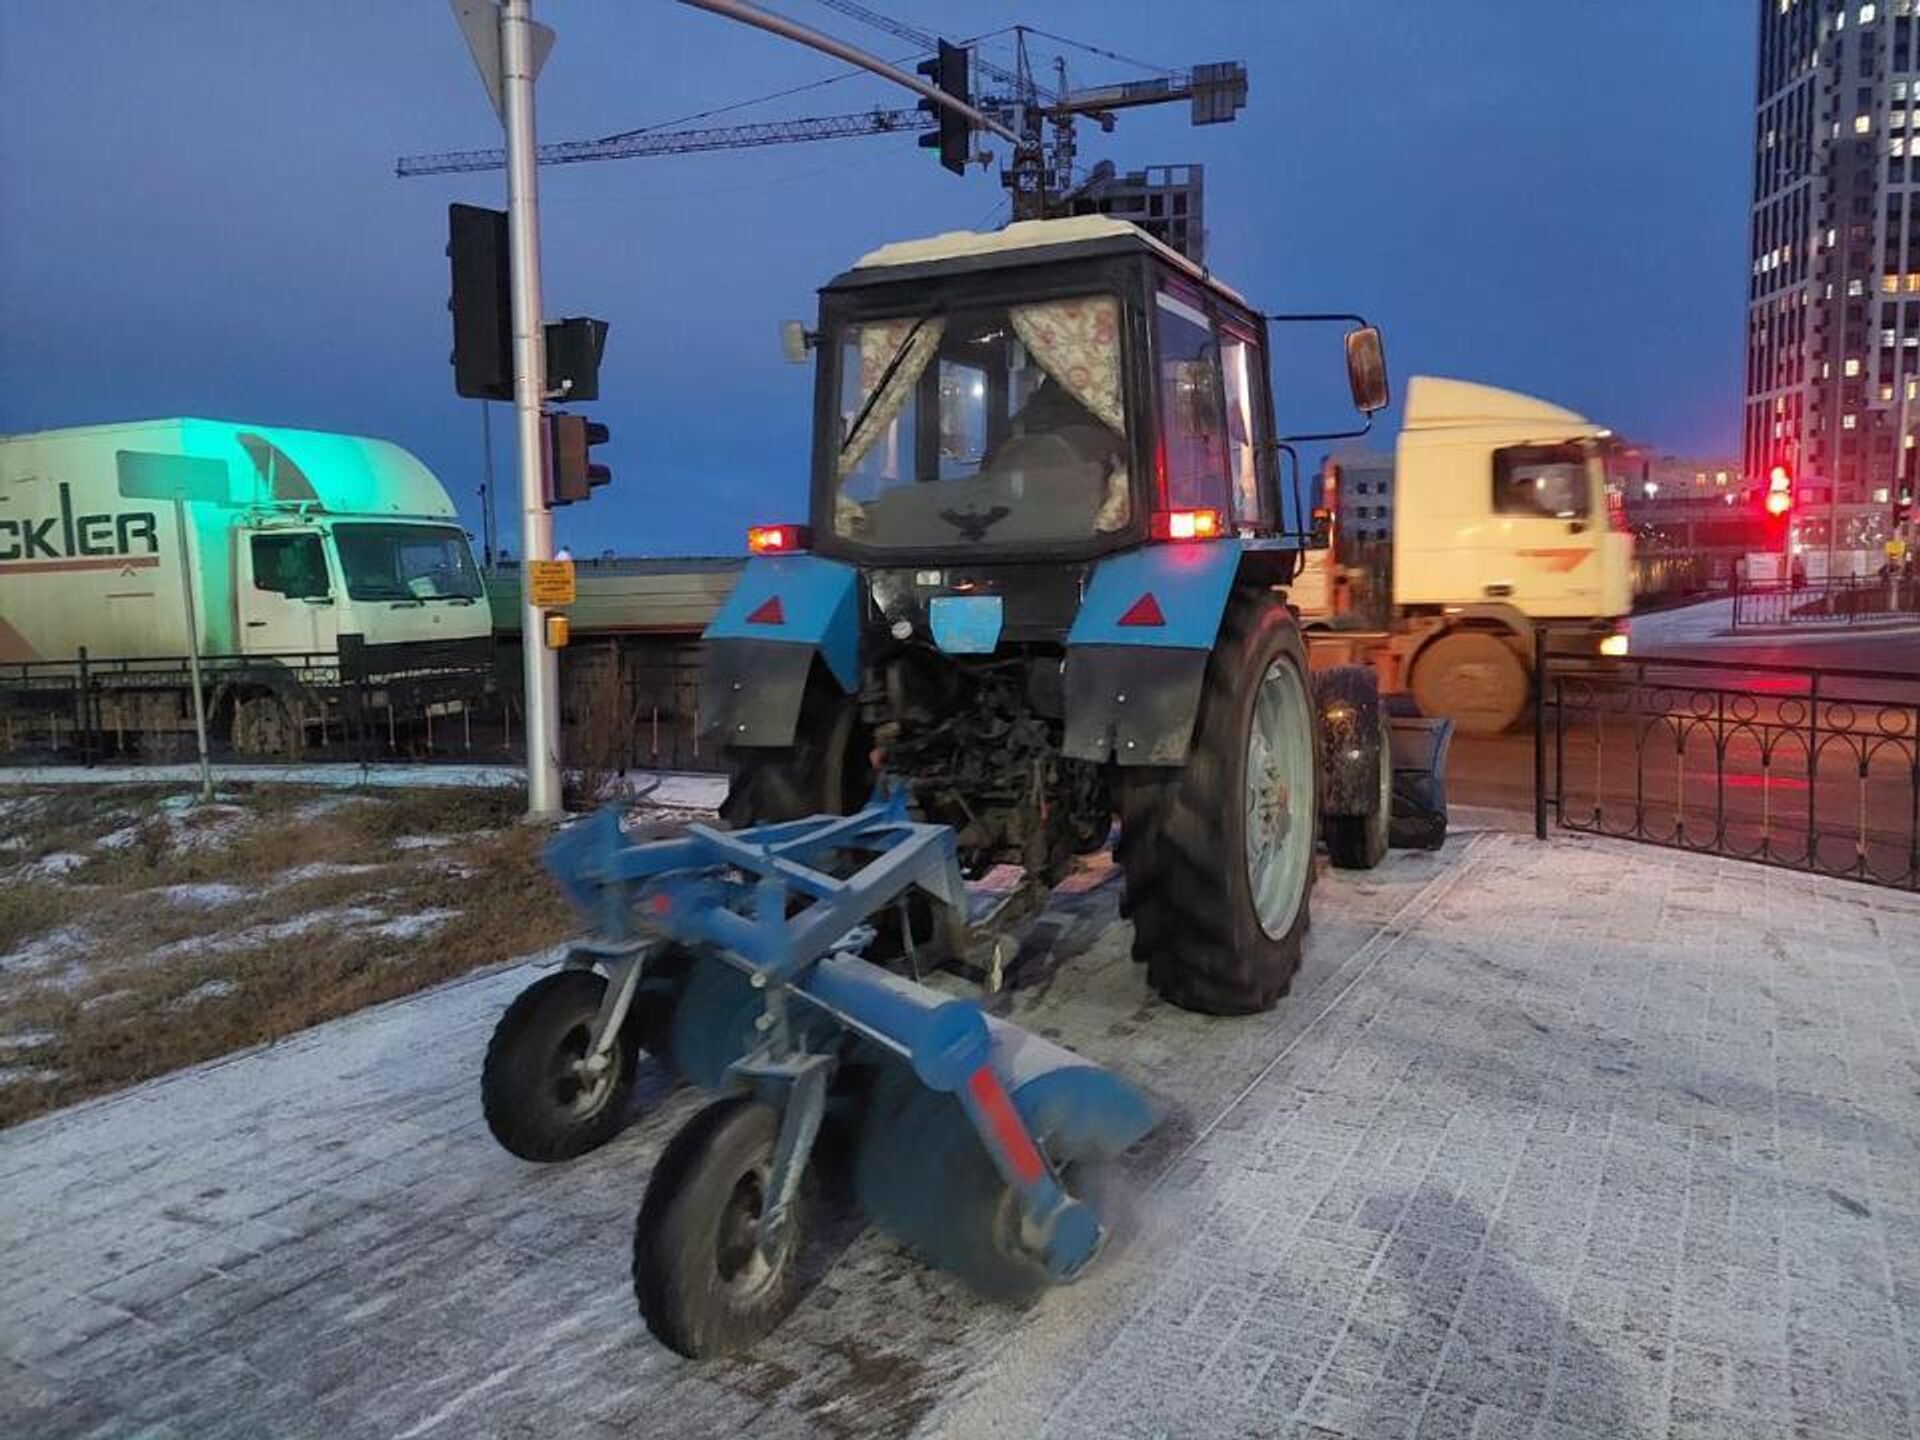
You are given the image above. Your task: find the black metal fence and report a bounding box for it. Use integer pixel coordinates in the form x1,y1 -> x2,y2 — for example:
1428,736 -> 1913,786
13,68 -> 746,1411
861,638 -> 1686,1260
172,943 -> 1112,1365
0,647 -> 496,764
1730,574 -> 1920,631
1534,642 -> 1920,891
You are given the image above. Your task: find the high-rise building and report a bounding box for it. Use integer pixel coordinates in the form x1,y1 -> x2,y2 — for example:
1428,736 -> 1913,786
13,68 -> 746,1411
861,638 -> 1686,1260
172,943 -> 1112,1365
1746,0 -> 1909,573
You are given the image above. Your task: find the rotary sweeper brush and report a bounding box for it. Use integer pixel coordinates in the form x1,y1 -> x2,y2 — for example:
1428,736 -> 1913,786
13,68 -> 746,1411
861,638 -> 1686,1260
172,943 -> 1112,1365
482,791 -> 1157,1357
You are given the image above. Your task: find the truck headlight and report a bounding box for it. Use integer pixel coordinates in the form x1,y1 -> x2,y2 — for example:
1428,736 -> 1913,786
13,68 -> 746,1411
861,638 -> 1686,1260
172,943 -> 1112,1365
1599,633 -> 1630,657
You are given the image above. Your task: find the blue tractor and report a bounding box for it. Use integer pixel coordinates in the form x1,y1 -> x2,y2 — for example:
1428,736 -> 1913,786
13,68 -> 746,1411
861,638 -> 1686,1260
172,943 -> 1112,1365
477,216 -> 1425,1357
703,215 -> 1398,1015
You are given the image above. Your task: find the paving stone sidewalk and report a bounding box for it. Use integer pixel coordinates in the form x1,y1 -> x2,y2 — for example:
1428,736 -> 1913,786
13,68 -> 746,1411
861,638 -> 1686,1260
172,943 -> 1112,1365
3,830 -> 1918,1440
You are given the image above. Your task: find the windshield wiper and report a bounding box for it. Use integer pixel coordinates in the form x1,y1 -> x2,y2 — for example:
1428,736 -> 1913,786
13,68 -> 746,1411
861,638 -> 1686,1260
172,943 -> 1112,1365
840,311 -> 940,455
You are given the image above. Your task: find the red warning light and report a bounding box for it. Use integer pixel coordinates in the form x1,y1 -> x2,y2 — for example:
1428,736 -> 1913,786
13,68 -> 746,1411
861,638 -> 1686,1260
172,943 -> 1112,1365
1765,465 -> 1793,517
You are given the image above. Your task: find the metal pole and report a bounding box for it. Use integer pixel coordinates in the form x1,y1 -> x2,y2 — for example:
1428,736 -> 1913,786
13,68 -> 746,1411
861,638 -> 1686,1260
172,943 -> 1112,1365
173,496 -> 216,804
480,399 -> 498,570
675,0 -> 1017,143
502,0 -> 562,818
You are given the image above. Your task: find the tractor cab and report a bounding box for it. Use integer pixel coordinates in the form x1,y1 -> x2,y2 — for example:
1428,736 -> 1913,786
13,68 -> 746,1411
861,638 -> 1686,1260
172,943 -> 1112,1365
807,216 -> 1314,567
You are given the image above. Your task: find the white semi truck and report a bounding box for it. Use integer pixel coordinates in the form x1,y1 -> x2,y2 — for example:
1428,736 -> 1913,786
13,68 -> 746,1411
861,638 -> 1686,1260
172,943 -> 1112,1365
1295,376 -> 1636,734
0,419 -> 493,754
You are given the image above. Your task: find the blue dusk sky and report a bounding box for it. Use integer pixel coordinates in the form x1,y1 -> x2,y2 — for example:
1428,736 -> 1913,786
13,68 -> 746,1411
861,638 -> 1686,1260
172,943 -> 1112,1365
0,1 -> 1754,555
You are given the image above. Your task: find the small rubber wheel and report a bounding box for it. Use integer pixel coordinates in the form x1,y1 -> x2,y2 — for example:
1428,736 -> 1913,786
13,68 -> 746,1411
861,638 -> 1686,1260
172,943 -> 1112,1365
1411,630 -> 1528,736
633,1097 -> 809,1358
1325,709 -> 1392,869
481,970 -> 637,1162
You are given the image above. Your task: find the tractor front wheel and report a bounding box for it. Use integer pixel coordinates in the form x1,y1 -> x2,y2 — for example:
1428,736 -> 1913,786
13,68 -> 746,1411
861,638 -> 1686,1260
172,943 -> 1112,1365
1119,592 -> 1318,1016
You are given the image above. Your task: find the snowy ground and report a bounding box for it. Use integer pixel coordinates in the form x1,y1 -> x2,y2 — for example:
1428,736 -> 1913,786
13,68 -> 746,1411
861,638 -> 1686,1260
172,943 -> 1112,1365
0,779 -> 716,1126
3,830 -> 1917,1439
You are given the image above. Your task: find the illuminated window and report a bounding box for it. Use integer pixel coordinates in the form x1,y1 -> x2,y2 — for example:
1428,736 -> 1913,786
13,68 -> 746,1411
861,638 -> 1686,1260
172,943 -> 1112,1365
1846,357 -> 1863,375
1897,137 -> 1910,155
1896,112 -> 1911,128
1862,3 -> 1877,21
1875,486 -> 1892,501
1851,278 -> 1868,296
1845,412 -> 1859,428
1885,329 -> 1900,346
1716,471 -> 1730,485
1883,382 -> 1899,399
1909,377 -> 1918,397
1885,274 -> 1901,292
1827,227 -> 1839,246
1857,115 -> 1874,134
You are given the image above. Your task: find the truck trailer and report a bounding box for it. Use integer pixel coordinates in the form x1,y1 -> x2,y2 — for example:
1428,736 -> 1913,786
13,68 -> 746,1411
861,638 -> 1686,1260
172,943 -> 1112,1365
0,419 -> 493,755
1294,376 -> 1637,734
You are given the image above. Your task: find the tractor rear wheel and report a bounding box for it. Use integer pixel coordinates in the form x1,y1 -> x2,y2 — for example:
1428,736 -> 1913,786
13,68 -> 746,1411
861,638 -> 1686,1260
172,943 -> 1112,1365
1118,591 -> 1318,1016
719,675 -> 866,827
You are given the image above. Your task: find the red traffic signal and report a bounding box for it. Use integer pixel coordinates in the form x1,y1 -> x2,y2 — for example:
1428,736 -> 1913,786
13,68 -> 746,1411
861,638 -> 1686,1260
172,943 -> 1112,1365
1765,464 -> 1793,517
546,413 -> 611,506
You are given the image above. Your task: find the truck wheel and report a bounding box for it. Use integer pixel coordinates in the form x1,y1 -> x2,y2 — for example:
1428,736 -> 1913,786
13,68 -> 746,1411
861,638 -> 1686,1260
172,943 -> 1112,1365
1411,630 -> 1528,737
633,1097 -> 809,1358
481,970 -> 638,1162
231,694 -> 302,757
719,676 -> 865,826
1118,592 -> 1318,1016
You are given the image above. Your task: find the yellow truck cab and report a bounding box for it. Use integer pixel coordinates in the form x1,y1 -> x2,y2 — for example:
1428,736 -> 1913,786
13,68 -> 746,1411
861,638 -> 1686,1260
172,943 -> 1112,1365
1297,376 -> 1636,734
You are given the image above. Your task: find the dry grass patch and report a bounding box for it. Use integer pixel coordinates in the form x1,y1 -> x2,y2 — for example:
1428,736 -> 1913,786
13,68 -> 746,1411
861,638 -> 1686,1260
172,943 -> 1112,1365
0,785 -> 577,1128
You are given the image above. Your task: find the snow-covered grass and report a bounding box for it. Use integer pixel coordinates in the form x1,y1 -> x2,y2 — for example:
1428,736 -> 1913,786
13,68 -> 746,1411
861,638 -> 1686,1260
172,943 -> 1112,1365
0,777 -> 724,1127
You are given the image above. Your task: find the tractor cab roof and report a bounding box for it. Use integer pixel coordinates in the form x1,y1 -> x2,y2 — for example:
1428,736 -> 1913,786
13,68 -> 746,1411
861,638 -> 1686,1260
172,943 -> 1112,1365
826,215 -> 1249,306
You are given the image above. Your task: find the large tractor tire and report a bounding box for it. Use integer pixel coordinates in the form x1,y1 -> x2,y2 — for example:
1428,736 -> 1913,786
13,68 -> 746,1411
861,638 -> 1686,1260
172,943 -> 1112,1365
1410,629 -> 1528,737
1118,591 -> 1319,1016
719,674 -> 867,827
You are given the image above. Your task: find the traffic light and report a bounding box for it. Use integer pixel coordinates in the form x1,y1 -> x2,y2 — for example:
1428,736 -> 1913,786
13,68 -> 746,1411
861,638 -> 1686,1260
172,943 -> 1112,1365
448,204 -> 512,401
546,413 -> 611,506
917,40 -> 972,175
1765,464 -> 1793,517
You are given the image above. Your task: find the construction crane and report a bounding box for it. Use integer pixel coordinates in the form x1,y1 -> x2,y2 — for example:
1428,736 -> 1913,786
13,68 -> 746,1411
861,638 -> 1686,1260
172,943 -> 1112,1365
395,11 -> 1246,257
397,107 -> 931,176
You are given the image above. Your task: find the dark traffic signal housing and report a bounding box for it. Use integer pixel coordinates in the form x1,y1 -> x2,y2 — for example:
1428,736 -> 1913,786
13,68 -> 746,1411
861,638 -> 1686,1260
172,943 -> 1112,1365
546,412 -> 611,506
918,40 -> 972,175
448,203 -> 512,401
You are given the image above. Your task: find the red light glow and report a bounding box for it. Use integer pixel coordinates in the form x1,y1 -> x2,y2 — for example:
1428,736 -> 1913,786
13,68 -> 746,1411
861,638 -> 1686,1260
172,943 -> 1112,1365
1151,508 -> 1223,542
747,523 -> 812,554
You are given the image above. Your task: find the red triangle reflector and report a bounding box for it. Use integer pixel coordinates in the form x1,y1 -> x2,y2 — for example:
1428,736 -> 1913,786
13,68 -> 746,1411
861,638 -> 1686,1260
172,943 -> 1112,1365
745,595 -> 785,625
1118,593 -> 1165,627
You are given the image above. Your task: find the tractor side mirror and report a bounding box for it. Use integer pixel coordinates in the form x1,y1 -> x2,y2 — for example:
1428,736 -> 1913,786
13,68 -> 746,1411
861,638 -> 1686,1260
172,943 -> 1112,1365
1345,326 -> 1390,414
781,320 -> 816,365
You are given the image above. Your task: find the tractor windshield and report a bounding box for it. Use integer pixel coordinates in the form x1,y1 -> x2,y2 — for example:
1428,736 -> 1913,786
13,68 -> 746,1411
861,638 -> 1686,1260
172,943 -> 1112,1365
831,295 -> 1131,549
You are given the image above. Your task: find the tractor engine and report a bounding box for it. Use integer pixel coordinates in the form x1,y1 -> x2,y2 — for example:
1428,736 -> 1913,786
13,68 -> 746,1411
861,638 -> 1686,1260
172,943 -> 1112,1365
864,646 -> 1108,881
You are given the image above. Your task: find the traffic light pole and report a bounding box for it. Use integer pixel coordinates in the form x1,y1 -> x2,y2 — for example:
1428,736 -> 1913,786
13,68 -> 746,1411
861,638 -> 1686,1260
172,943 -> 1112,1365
501,0 -> 563,818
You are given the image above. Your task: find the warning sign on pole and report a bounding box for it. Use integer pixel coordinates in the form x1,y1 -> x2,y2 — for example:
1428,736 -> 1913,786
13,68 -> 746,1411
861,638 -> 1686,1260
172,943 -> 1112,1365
527,558 -> 576,607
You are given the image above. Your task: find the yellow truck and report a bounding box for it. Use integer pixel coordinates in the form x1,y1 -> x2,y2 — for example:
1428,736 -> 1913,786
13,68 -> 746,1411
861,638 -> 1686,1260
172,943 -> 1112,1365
1295,376 -> 1636,734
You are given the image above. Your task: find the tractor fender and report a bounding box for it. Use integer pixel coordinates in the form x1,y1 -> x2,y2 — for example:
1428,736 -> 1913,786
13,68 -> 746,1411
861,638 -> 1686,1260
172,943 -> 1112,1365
701,556 -> 859,749
1313,664 -> 1385,819
1061,542 -> 1244,767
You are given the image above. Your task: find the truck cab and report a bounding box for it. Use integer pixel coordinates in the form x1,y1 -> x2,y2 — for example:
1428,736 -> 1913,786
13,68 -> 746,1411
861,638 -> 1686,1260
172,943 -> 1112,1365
1393,376 -> 1634,621
1297,377 -> 1636,734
